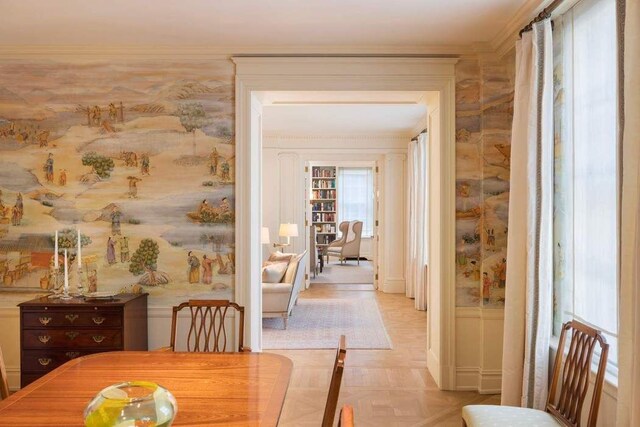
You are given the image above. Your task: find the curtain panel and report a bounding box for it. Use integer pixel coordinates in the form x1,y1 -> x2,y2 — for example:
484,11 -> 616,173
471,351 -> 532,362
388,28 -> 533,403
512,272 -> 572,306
406,133 -> 429,310
617,0 -> 640,425
501,20 -> 554,410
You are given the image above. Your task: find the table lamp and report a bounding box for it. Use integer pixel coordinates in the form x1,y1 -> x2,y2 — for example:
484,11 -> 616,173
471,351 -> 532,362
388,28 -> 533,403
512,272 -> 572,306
261,227 -> 270,245
275,223 -> 298,248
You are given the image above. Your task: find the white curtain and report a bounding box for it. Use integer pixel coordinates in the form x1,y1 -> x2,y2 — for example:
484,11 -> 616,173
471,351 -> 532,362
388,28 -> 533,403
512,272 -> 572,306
406,133 -> 428,310
617,0 -> 640,425
501,20 -> 554,410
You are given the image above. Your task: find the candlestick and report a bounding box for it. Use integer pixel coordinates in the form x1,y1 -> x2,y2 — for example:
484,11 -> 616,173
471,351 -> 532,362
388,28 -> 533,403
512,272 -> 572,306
54,230 -> 59,269
60,249 -> 72,300
77,229 -> 82,268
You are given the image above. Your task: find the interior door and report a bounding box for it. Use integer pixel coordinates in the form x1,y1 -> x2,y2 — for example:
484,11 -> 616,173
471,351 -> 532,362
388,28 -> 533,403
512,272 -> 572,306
373,163 -> 380,289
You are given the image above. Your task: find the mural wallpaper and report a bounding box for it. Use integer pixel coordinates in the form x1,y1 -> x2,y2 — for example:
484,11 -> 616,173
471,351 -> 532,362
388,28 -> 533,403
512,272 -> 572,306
0,59 -> 235,305
455,56 -> 514,308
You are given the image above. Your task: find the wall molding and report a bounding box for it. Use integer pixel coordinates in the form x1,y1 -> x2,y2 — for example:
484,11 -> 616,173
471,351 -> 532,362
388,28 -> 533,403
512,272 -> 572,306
382,278 -> 406,294
456,367 -> 502,394
490,0 -> 553,57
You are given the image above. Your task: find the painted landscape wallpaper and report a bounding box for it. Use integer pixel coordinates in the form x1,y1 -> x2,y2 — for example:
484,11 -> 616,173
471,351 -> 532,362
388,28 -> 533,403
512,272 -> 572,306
454,56 -> 514,308
0,59 -> 236,305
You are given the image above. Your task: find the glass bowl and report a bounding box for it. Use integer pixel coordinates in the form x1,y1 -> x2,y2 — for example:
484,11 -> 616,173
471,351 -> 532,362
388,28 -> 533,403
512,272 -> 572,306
84,381 -> 177,427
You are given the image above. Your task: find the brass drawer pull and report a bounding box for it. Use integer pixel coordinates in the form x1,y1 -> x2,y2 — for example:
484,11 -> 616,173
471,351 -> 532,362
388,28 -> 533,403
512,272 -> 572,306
92,335 -> 105,343
38,358 -> 52,366
38,335 -> 51,344
92,316 -> 106,325
65,351 -> 80,359
38,316 -> 52,325
65,314 -> 79,323
65,331 -> 79,340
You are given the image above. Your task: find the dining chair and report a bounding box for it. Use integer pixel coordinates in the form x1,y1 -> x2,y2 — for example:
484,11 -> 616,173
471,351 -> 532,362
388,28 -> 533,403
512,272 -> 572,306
338,404 -> 354,427
462,320 -> 609,427
164,299 -> 248,352
322,335 -> 347,427
0,345 -> 10,400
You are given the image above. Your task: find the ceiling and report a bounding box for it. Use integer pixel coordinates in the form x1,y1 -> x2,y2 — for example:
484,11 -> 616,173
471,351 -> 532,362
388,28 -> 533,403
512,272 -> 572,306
0,0 -> 531,50
262,91 -> 429,137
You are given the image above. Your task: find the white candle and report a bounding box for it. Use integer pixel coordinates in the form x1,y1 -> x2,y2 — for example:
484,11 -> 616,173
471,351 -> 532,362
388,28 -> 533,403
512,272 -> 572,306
64,249 -> 69,291
54,230 -> 59,269
77,229 -> 82,268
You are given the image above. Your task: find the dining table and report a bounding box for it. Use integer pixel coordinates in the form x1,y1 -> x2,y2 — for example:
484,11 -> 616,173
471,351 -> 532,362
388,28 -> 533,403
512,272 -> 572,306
0,351 -> 293,426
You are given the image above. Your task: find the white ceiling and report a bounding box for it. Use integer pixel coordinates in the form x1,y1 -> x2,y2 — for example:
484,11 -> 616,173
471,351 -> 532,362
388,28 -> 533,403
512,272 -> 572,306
0,0 -> 531,49
262,91 -> 429,136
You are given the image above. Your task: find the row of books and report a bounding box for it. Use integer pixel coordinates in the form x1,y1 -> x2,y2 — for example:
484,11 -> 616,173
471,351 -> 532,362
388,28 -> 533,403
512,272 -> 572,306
311,168 -> 336,178
312,212 -> 336,222
312,179 -> 335,189
311,189 -> 336,199
316,234 -> 337,245
311,202 -> 335,211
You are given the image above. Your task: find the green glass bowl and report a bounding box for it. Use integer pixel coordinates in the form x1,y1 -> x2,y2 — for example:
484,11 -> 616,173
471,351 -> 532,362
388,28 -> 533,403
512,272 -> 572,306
84,381 -> 177,427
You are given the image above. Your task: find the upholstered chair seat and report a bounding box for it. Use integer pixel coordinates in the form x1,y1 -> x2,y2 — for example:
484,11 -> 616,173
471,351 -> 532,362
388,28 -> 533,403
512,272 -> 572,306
462,405 -> 561,427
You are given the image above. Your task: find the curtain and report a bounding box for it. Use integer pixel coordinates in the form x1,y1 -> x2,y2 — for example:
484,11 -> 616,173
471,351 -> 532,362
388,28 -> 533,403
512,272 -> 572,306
501,19 -> 554,410
406,132 -> 428,310
617,0 -> 640,425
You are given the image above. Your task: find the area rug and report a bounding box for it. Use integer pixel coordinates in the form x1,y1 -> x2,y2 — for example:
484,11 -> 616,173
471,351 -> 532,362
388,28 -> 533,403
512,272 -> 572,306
311,260 -> 374,284
262,297 -> 392,349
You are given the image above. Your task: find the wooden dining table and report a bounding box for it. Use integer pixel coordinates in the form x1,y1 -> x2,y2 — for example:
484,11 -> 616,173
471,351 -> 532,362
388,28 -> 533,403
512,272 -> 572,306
0,351 -> 293,426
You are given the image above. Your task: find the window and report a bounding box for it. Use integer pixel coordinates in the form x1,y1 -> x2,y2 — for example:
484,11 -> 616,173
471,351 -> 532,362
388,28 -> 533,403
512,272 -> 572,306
553,0 -> 619,370
337,167 -> 374,237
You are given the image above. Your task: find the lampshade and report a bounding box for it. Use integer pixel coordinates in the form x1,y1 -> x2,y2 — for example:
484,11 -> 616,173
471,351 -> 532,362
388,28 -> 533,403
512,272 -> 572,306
261,227 -> 270,244
278,223 -> 298,238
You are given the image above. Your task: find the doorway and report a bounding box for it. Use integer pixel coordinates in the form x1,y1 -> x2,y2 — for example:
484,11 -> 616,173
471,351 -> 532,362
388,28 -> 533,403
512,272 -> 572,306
233,57 -> 457,389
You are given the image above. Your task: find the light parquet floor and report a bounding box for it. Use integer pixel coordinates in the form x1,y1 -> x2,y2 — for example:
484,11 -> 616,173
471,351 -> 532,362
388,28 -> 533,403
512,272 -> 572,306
267,284 -> 500,426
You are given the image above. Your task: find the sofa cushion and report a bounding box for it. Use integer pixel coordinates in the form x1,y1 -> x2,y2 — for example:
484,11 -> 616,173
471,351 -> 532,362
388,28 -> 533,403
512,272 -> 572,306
262,281 -> 293,293
262,261 -> 288,283
283,252 -> 303,284
462,405 -> 561,427
268,251 -> 294,264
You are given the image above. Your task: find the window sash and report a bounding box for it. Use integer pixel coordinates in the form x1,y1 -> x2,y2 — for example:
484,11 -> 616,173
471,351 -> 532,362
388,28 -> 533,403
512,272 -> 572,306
337,168 -> 374,237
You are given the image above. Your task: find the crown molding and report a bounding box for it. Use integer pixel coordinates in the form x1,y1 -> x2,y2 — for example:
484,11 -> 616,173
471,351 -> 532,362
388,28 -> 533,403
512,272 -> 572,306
490,0 -> 553,58
263,132 -> 410,141
0,44 -> 478,59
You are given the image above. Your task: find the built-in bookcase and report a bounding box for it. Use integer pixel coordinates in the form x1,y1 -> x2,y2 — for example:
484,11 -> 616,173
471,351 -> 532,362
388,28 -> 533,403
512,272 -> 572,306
310,166 -> 337,246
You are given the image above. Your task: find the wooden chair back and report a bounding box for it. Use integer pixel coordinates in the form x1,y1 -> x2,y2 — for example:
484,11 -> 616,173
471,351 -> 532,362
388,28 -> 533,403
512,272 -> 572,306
0,345 -> 9,400
338,404 -> 354,427
546,320 -> 609,427
169,299 -> 246,352
322,335 -> 347,427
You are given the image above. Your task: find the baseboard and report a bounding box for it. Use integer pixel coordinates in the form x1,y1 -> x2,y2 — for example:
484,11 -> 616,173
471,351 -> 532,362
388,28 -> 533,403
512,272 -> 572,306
382,278 -> 405,293
456,367 -> 502,394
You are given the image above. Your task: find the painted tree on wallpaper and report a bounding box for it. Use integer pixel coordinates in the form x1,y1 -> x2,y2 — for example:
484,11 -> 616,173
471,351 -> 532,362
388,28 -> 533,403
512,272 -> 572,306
454,57 -> 514,308
0,59 -> 235,304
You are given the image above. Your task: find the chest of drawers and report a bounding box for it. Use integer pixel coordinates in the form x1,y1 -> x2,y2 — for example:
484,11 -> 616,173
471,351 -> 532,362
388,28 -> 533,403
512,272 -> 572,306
18,293 -> 148,387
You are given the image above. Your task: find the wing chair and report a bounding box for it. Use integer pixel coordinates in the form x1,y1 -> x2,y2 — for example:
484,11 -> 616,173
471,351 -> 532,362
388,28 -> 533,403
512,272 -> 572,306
326,221 -> 363,265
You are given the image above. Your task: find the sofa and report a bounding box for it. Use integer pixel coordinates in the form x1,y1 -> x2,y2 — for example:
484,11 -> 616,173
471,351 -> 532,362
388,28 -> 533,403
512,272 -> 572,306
262,250 -> 308,329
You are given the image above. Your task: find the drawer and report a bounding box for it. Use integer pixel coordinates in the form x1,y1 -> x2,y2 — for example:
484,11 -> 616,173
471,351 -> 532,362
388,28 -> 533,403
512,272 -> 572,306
23,329 -> 122,349
21,349 -> 93,372
23,310 -> 122,328
21,372 -> 44,388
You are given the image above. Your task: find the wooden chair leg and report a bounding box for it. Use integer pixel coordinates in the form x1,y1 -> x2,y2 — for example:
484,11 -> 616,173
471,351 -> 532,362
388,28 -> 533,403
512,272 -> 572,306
283,317 -> 288,329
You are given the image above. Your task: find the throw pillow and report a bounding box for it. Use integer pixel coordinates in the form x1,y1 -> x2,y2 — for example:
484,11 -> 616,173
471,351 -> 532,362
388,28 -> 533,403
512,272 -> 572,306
262,261 -> 288,283
268,251 -> 293,264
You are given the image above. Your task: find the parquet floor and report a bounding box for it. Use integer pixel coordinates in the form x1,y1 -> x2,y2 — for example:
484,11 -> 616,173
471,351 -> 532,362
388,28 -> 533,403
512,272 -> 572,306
267,284 -> 500,426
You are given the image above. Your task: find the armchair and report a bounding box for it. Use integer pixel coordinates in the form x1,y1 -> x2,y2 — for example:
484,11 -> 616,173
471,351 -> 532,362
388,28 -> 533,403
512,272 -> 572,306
326,221 -> 363,265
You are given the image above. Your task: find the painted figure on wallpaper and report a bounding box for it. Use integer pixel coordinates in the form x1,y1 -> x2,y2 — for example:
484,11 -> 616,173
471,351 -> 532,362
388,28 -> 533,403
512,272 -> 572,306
202,254 -> 213,284
482,272 -> 491,304
187,251 -> 200,283
58,169 -> 67,186
44,153 -> 54,183
210,148 -> 220,175
0,59 -> 235,301
106,237 -> 116,265
119,236 -> 130,263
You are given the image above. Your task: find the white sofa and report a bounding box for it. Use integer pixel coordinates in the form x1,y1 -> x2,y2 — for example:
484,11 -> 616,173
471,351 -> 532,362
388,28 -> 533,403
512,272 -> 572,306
262,250 -> 308,329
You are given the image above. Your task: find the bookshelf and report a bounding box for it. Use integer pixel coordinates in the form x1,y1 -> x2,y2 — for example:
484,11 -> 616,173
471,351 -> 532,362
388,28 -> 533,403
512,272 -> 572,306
310,166 -> 337,246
